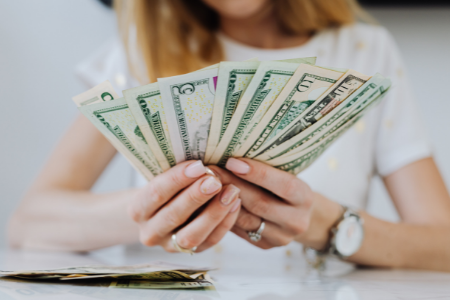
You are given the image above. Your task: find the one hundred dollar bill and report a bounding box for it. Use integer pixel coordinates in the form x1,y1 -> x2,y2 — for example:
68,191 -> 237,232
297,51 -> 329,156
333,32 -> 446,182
72,80 -> 119,107
251,70 -> 371,158
236,64 -> 344,158
124,82 -> 176,171
256,74 -> 390,161
208,59 -> 316,166
204,61 -> 260,163
158,67 -> 218,163
78,99 -> 162,180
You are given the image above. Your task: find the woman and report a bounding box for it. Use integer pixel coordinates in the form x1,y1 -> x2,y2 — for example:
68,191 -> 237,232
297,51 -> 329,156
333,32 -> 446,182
8,0 -> 450,271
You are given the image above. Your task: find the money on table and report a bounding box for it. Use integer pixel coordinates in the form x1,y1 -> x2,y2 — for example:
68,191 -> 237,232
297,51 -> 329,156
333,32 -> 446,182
72,58 -> 391,179
0,262 -> 215,289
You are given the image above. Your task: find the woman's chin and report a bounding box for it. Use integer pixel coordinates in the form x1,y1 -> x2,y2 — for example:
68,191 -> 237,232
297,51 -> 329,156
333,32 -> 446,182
201,0 -> 270,20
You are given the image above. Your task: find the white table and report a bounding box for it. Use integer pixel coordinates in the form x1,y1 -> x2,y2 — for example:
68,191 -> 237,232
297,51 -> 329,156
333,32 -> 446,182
1,245 -> 449,300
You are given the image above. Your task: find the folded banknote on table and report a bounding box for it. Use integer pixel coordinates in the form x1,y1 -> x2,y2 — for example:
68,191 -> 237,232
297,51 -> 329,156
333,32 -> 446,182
73,57 -> 391,180
0,261 -> 215,289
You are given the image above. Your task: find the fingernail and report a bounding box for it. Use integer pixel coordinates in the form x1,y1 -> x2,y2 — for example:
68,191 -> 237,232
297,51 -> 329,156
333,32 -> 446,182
185,160 -> 206,178
230,198 -> 241,213
200,176 -> 222,194
220,184 -> 240,206
225,158 -> 250,174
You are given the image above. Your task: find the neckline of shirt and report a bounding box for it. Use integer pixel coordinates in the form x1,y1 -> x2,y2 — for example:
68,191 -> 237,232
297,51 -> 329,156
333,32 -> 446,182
217,30 -> 327,60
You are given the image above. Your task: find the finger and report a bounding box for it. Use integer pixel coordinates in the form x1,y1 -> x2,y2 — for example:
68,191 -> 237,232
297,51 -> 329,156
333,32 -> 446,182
206,166 -> 302,229
129,160 -> 208,223
234,208 -> 293,247
139,175 -> 222,246
175,185 -> 240,249
161,198 -> 241,253
196,199 -> 241,252
224,158 -> 313,206
190,198 -> 242,252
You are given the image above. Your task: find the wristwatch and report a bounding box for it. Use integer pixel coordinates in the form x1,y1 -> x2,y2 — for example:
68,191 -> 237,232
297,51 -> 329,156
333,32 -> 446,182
304,206 -> 364,269
328,206 -> 365,258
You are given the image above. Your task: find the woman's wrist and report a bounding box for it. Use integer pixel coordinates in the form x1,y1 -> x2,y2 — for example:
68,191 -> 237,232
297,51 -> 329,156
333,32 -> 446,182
295,192 -> 343,251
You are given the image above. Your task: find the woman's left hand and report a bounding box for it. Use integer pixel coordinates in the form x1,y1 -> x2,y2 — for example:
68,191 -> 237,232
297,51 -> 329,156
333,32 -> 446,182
209,158 -> 342,250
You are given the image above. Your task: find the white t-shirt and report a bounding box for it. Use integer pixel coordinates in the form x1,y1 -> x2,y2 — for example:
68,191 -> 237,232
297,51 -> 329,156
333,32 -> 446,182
77,23 -> 432,256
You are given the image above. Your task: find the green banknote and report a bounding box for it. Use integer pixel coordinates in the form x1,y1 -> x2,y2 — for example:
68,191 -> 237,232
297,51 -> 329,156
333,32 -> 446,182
236,63 -> 343,158
256,74 -> 390,161
124,82 -> 176,171
205,61 -> 260,163
72,80 -> 119,107
209,58 -> 316,166
251,69 -> 371,158
265,82 -> 391,172
158,67 -> 218,163
110,279 -> 214,289
79,98 -> 162,180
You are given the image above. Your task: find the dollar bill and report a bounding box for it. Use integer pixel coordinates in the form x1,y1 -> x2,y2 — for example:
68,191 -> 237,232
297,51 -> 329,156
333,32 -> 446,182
0,262 -> 212,276
72,80 -> 119,107
288,76 -> 391,155
204,58 -> 316,163
78,99 -> 162,180
264,86 -> 391,172
204,61 -> 260,163
208,59 -> 315,166
158,67 -> 218,163
251,70 -> 371,157
124,82 -> 176,171
110,279 -> 214,289
256,74 -> 390,161
266,114 -> 364,174
61,270 -> 196,281
235,64 -> 344,158
0,262 -> 214,283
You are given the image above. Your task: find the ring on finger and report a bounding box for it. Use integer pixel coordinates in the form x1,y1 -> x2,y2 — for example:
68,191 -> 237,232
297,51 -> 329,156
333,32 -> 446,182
247,220 -> 265,242
171,234 -> 197,255
205,167 -> 216,177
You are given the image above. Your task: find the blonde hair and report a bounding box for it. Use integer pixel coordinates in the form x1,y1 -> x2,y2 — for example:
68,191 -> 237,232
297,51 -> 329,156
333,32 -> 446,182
115,0 -> 372,84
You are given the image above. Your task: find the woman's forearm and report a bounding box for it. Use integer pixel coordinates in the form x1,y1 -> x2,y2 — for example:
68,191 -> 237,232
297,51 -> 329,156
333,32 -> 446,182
349,212 -> 450,271
7,189 -> 140,252
298,193 -> 450,272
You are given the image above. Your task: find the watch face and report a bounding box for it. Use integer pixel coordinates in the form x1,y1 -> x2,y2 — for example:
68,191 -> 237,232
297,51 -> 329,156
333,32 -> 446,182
335,216 -> 363,257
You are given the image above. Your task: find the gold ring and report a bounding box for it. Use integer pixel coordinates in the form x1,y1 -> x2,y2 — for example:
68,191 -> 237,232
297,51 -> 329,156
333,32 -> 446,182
172,234 -> 197,255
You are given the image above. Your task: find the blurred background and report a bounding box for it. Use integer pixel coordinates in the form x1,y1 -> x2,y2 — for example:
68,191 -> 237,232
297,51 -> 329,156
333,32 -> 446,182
0,0 -> 449,247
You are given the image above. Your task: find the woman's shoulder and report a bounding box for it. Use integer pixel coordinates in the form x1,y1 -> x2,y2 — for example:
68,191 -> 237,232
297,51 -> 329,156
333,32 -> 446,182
75,38 -> 138,92
317,22 -> 400,75
328,22 -> 393,46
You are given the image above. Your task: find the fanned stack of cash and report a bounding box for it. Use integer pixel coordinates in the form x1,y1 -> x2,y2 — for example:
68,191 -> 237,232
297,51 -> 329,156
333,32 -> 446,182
0,262 -> 214,289
73,57 -> 391,180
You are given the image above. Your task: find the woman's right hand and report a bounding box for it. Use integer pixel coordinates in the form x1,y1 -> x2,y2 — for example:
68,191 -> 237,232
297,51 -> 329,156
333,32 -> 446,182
128,160 -> 241,253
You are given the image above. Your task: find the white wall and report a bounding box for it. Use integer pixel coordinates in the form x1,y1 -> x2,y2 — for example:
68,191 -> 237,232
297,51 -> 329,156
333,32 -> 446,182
365,9 -> 450,221
0,2 -> 449,246
0,0 -> 130,247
